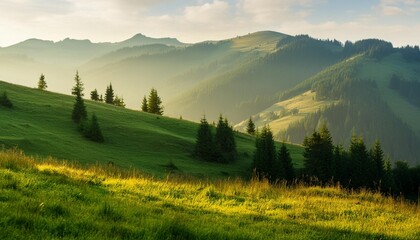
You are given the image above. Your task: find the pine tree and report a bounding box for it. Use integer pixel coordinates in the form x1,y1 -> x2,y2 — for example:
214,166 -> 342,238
319,124 -> 334,182
277,142 -> 295,182
349,135 -> 374,189
71,72 -> 87,123
113,95 -> 125,108
382,159 -> 396,193
246,117 -> 256,135
253,125 -> 276,181
370,140 -> 385,186
194,116 -> 214,161
99,94 -> 103,102
303,125 -> 334,184
141,96 -> 148,112
84,113 -> 104,143
0,91 -> 13,108
90,89 -> 99,101
71,71 -> 84,96
214,115 -> 237,163
147,88 -> 163,115
105,83 -> 114,104
37,73 -> 47,90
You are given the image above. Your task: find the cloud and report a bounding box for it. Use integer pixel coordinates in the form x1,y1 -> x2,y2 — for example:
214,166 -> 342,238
238,0 -> 320,24
379,0 -> 420,15
184,0 -> 231,23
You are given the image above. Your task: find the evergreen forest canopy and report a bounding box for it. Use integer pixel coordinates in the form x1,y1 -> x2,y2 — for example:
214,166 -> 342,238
0,31 -> 420,165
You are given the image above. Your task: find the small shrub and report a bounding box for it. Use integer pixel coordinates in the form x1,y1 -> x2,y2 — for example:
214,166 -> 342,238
0,92 -> 13,108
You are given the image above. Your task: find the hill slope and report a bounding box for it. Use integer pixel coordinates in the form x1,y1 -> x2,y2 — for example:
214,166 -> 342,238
0,150 -> 418,239
0,81 -> 303,178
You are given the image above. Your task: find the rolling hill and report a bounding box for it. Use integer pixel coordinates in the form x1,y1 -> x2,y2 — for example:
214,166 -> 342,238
1,31 -> 419,165
0,80 -> 304,178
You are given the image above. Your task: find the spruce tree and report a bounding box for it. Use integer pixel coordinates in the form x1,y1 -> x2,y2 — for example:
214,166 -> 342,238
349,135 -> 374,189
90,89 -> 99,101
319,124 -> 333,182
141,96 -> 148,112
105,83 -> 114,104
84,113 -> 104,143
0,91 -> 13,108
37,73 -> 47,90
113,95 -> 125,108
71,72 -> 87,123
194,116 -> 214,161
246,117 -> 256,135
277,142 -> 295,182
71,71 -> 84,96
382,159 -> 396,193
303,125 -> 334,184
253,125 -> 276,181
370,140 -> 385,185
147,88 -> 163,115
214,115 -> 237,163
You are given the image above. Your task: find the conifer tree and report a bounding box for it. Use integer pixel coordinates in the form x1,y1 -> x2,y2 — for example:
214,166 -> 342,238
141,96 -> 148,112
90,89 -> 99,101
382,159 -> 396,193
214,115 -> 237,163
99,94 -> 103,102
370,140 -> 385,185
83,113 -> 104,142
147,88 -> 163,115
113,95 -> 125,108
105,83 -> 114,104
319,124 -> 334,182
349,135 -> 374,189
303,125 -> 334,183
194,116 -> 214,161
0,91 -> 13,108
246,117 -> 256,135
71,71 -> 84,96
37,73 -> 47,90
253,125 -> 276,181
277,142 -> 295,182
71,72 -> 87,123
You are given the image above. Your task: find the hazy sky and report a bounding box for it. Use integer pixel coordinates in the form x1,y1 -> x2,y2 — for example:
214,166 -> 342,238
0,0 -> 419,47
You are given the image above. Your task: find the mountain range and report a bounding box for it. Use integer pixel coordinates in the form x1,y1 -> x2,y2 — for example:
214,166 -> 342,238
1,31 -> 419,165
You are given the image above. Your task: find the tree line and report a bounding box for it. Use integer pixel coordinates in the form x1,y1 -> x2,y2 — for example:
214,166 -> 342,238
251,122 -> 419,199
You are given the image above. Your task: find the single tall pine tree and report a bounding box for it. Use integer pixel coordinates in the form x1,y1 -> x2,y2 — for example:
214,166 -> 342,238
105,83 -> 114,104
277,142 -> 295,182
71,72 -> 87,123
71,71 -> 84,96
141,96 -> 148,112
194,116 -> 214,161
147,88 -> 163,115
370,140 -> 385,185
37,74 -> 47,90
253,125 -> 276,181
246,117 -> 256,135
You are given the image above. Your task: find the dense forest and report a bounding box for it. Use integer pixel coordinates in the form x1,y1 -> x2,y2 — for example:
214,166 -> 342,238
279,76 -> 420,164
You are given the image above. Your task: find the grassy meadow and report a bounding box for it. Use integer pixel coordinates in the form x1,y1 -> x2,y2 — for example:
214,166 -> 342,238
0,80 -> 303,178
1,149 -> 419,239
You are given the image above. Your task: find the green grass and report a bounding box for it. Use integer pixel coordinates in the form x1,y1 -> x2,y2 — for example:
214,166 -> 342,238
0,80 -> 304,178
0,149 -> 418,239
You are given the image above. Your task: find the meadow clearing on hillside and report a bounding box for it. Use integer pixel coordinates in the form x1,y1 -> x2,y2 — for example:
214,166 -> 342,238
0,149 -> 419,240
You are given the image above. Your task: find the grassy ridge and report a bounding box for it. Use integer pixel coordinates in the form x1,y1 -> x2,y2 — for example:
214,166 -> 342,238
0,80 -> 303,178
1,149 -> 419,239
